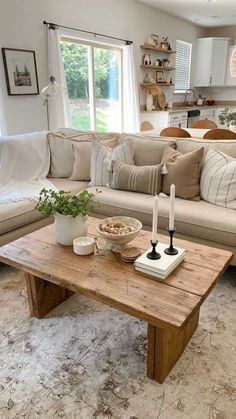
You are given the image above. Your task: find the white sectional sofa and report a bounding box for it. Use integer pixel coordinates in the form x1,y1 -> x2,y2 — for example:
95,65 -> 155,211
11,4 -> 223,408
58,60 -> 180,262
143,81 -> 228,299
1,130 -> 236,265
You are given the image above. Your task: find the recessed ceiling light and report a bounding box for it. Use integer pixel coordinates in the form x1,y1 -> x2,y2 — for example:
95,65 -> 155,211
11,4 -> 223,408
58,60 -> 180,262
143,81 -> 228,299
208,0 -> 217,3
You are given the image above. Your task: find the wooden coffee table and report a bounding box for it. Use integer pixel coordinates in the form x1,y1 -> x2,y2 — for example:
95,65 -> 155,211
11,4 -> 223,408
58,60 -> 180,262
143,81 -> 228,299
0,217 -> 232,383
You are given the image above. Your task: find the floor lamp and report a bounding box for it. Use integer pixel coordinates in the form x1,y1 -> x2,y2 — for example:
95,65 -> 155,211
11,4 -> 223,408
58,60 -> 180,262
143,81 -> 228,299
41,75 -> 64,130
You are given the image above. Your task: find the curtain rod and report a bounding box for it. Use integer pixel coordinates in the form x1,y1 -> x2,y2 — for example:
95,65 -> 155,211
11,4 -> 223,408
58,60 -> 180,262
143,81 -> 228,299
43,20 -> 133,45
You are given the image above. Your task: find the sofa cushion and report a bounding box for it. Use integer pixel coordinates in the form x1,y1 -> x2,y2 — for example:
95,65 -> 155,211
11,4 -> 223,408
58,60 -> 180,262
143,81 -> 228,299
90,139 -> 134,186
200,148 -> 236,209
161,146 -> 204,200
87,186 -> 236,247
118,134 -> 175,166
0,179 -> 89,235
49,131 -> 119,179
70,137 -> 117,181
177,137 -> 236,159
111,161 -> 163,195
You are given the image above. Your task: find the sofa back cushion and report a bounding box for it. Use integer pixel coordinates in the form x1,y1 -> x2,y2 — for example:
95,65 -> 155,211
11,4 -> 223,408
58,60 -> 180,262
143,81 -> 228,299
177,137 -> 236,159
118,134 -> 176,166
48,131 -> 119,178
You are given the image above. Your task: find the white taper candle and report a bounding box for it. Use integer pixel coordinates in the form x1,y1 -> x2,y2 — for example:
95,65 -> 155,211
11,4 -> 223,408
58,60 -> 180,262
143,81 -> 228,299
169,184 -> 175,230
151,195 -> 159,242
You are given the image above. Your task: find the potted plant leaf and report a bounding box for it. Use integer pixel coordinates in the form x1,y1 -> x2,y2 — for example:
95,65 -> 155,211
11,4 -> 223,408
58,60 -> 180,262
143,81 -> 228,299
36,189 -> 99,245
219,107 -> 236,130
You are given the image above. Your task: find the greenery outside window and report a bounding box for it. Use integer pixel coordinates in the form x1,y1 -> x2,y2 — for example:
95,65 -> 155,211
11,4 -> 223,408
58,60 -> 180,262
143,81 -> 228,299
175,40 -> 192,93
60,38 -> 122,132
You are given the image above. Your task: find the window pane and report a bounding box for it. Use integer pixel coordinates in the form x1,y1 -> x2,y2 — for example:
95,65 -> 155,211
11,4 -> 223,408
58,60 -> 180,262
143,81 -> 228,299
94,48 -> 122,132
175,40 -> 192,92
60,41 -> 91,130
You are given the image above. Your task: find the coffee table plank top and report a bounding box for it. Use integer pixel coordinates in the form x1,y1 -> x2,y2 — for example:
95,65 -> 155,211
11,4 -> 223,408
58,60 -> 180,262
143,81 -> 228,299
26,219 -> 232,299
0,218 -> 232,331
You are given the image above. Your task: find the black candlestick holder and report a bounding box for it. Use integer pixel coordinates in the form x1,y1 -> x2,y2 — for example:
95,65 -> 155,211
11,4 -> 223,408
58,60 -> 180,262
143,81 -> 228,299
164,229 -> 178,256
147,240 -> 161,260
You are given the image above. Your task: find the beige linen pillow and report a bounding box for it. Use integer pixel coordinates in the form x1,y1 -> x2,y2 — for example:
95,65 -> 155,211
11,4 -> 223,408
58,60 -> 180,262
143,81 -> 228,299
161,146 -> 204,200
111,161 -> 163,195
118,134 -> 176,166
70,137 -> 117,181
90,139 -> 134,186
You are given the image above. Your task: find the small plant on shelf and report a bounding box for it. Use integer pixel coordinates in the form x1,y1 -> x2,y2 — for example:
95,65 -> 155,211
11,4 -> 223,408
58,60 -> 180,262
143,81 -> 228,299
219,107 -> 236,129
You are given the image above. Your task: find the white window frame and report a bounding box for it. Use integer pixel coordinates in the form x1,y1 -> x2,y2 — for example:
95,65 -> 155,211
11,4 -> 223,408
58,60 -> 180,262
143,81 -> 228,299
174,39 -> 192,94
60,35 -> 123,132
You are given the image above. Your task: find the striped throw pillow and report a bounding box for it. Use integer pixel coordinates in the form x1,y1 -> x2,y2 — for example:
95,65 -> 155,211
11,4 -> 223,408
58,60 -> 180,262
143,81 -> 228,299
90,139 -> 134,186
111,161 -> 163,195
200,148 -> 236,209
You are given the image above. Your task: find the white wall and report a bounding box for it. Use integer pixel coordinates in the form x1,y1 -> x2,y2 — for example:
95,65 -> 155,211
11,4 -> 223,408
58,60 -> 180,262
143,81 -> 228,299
0,0 -> 204,134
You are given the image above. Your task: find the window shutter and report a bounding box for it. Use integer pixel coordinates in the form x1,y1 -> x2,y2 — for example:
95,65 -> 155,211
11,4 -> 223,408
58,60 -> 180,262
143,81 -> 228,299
175,40 -> 192,92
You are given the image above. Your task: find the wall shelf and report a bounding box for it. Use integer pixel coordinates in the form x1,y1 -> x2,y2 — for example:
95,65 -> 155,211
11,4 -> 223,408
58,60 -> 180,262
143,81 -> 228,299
140,83 -> 175,87
140,65 -> 175,71
140,45 -> 176,54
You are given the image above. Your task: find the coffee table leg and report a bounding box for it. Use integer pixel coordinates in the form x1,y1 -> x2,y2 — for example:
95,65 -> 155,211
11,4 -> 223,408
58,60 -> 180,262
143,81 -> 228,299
147,308 -> 199,383
25,273 -> 74,319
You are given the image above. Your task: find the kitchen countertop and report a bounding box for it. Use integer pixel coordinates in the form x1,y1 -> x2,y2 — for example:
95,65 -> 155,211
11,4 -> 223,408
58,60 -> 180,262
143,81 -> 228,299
141,105 -> 236,114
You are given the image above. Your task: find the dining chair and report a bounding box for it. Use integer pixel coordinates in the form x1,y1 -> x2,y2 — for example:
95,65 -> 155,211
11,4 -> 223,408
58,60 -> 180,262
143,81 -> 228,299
160,127 -> 191,138
140,121 -> 154,132
203,129 -> 236,140
191,119 -> 217,129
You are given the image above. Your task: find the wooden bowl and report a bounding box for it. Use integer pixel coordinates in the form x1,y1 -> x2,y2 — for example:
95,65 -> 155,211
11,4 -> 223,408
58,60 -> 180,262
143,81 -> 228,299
207,100 -> 215,106
96,216 -> 142,252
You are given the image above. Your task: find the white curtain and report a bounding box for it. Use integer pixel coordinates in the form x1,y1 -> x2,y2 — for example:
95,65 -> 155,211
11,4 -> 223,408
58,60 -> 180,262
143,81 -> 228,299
47,28 -> 71,130
122,44 -> 140,133
0,85 -> 7,135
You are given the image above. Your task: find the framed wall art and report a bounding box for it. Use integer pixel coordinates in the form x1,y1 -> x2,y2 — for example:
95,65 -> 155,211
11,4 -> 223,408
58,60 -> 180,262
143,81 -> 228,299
2,48 -> 39,95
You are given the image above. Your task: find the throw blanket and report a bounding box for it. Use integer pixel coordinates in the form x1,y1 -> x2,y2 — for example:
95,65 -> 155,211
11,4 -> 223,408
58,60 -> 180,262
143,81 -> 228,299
0,131 -> 56,203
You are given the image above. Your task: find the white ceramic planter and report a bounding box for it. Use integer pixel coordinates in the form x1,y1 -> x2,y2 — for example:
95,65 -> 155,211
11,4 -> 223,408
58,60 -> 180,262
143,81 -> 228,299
54,213 -> 88,245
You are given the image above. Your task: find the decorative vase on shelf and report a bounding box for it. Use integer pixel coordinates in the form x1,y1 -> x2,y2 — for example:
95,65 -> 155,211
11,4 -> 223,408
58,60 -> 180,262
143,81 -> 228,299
54,213 -> 88,245
146,94 -> 154,112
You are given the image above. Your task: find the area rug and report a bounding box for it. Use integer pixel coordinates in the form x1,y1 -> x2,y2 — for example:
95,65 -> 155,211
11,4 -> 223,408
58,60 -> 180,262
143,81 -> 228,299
0,264 -> 235,419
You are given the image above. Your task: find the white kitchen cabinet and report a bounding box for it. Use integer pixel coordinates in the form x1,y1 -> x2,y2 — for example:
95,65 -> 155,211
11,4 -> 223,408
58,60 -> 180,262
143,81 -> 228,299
140,111 -> 187,130
200,108 -> 215,120
225,46 -> 236,86
194,38 -> 230,87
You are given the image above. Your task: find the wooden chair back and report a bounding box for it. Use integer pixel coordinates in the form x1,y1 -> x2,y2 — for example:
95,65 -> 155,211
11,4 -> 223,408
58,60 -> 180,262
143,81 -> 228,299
203,129 -> 236,140
191,119 -> 217,129
160,127 -> 191,138
140,121 -> 154,132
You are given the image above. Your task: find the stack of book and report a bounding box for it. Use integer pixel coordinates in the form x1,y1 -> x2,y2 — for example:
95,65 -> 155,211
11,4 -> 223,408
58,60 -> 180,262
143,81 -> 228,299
134,242 -> 186,281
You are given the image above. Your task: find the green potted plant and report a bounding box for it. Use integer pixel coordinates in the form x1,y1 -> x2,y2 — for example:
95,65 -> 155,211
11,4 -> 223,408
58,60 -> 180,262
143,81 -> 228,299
36,189 -> 99,245
219,107 -> 236,130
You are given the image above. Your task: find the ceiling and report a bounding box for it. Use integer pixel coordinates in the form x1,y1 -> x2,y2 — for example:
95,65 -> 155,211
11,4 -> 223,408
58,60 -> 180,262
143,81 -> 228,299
137,0 -> 236,27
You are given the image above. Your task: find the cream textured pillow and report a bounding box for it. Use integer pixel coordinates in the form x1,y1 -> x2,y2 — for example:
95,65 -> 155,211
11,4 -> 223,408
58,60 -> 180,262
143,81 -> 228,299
161,146 -> 204,200
200,148 -> 236,209
111,161 -> 163,195
70,137 -> 117,181
90,139 -> 134,186
118,134 -> 175,166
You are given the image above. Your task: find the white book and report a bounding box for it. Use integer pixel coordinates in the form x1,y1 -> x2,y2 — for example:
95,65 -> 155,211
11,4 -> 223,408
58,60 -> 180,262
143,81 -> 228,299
134,242 -> 186,280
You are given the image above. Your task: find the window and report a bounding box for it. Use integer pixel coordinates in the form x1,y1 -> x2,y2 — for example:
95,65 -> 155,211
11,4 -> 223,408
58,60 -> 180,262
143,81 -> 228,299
60,38 -> 122,132
175,40 -> 192,93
